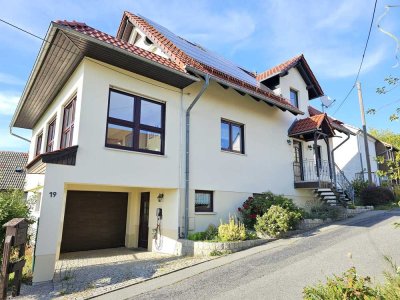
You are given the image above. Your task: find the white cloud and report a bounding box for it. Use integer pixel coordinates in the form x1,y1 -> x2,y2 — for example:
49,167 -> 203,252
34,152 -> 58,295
0,73 -> 24,85
0,92 -> 20,115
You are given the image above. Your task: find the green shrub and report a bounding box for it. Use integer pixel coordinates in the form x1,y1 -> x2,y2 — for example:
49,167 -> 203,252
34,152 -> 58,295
187,231 -> 206,241
378,256 -> 400,299
187,224 -> 218,241
305,205 -> 344,221
0,190 -> 32,261
218,216 -> 246,242
351,178 -> 369,201
238,192 -> 304,229
303,267 -> 378,299
360,186 -> 395,206
254,205 -> 302,238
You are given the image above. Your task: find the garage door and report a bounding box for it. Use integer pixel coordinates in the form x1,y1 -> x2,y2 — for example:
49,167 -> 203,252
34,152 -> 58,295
61,191 -> 128,253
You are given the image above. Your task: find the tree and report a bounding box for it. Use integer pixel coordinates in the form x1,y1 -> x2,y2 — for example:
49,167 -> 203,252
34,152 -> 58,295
369,128 -> 400,149
368,75 -> 400,121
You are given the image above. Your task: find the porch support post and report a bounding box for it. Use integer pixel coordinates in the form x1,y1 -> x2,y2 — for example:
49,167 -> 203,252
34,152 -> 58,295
314,132 -> 319,180
324,136 -> 333,186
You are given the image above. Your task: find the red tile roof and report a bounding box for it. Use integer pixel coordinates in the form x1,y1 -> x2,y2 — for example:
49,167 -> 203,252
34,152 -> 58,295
256,54 -> 324,97
289,114 -> 327,136
55,20 -> 185,73
308,106 -> 351,134
119,12 -> 302,115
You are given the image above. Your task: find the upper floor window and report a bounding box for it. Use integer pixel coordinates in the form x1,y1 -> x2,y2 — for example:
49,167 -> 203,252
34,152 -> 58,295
195,190 -> 213,212
46,118 -> 56,152
60,97 -> 76,149
221,119 -> 244,154
35,132 -> 43,157
105,89 -> 165,154
290,89 -> 299,108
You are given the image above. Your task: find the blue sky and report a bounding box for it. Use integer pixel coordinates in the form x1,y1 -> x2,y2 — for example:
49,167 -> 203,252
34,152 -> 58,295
0,0 -> 399,152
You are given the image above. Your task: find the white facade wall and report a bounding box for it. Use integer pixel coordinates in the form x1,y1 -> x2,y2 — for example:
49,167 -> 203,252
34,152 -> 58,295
27,58 -> 334,282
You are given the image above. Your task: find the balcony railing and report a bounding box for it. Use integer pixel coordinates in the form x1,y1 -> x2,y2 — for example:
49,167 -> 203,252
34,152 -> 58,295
293,159 -> 332,188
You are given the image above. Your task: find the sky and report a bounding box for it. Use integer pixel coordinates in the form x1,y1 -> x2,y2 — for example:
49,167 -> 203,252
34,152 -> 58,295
0,0 -> 399,152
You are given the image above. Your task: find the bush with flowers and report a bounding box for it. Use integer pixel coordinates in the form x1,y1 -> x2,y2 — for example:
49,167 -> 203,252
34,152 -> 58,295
238,191 -> 304,229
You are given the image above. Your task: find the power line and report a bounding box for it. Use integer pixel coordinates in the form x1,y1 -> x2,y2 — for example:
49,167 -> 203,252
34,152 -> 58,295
332,0 -> 378,116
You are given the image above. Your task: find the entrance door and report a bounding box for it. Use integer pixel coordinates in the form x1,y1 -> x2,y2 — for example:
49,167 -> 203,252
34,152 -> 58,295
293,141 -> 304,181
138,192 -> 150,249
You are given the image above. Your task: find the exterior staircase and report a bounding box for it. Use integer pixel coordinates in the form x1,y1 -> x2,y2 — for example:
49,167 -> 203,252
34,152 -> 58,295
314,187 -> 352,206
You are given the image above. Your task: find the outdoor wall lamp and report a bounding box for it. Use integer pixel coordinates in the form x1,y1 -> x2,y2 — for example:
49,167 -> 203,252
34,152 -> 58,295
287,139 -> 292,145
157,193 -> 164,202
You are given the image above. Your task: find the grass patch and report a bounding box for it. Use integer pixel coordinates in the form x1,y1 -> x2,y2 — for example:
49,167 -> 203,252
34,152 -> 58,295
374,202 -> 399,210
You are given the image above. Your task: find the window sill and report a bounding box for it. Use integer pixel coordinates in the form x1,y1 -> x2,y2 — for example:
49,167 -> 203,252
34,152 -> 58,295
104,147 -> 167,157
195,212 -> 217,215
221,150 -> 246,156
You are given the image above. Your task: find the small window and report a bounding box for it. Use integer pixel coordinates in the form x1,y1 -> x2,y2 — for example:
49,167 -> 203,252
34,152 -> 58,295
221,120 -> 244,154
195,190 -> 213,212
290,89 -> 299,108
35,132 -> 43,156
46,118 -> 56,152
60,97 -> 76,149
105,89 -> 165,154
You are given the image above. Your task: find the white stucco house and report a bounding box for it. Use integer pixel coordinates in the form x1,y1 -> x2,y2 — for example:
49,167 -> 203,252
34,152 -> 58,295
333,124 -> 380,185
11,12 -> 354,283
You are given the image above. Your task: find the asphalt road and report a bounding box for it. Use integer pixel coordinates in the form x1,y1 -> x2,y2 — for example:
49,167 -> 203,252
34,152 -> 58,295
132,210 -> 400,300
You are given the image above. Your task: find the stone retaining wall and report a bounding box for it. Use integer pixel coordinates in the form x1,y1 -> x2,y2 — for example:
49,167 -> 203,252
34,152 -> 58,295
346,206 -> 374,217
175,238 -> 269,257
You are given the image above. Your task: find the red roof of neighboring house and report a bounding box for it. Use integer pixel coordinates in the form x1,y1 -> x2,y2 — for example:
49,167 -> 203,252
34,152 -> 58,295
289,114 -> 328,136
55,20 -> 185,73
256,54 -> 324,99
116,12 -> 302,115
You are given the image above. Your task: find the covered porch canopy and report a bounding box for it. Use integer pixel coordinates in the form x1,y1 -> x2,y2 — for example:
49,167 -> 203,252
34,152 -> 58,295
288,114 -> 335,188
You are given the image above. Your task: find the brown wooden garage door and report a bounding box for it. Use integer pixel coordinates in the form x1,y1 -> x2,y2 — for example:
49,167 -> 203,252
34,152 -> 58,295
61,191 -> 128,253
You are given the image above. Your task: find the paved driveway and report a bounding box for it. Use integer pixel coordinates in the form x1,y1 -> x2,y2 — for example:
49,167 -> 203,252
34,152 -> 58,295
112,210 -> 400,300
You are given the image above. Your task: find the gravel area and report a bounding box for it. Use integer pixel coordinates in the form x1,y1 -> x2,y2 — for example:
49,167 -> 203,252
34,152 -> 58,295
17,248 -> 213,299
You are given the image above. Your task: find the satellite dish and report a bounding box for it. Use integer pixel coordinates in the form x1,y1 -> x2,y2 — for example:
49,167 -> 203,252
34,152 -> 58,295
320,96 -> 333,107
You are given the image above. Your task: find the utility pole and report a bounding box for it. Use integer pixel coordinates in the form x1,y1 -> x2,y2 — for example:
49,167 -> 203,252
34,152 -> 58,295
356,81 -> 373,184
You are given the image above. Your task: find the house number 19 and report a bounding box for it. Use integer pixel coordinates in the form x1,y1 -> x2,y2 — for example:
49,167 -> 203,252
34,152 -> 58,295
49,192 -> 57,198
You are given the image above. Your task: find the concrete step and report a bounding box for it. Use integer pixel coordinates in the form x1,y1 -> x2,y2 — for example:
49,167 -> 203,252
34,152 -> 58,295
323,196 -> 337,200
320,192 -> 335,197
316,188 -> 332,192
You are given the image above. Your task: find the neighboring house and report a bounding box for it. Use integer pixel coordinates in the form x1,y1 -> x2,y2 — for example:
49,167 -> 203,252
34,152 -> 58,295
333,124 -> 380,185
0,151 -> 28,191
10,12 -> 352,283
375,140 -> 399,184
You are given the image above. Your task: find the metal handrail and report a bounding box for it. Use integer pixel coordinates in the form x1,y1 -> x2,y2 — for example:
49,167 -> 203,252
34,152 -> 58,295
293,159 -> 331,183
334,163 -> 355,203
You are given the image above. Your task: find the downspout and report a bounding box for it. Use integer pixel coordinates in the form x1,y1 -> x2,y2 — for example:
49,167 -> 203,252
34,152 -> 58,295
184,74 -> 210,238
331,132 -> 351,188
9,126 -> 31,143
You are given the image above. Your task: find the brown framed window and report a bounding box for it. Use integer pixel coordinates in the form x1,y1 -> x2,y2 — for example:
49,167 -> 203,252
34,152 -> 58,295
60,97 -> 76,149
195,190 -> 213,212
46,119 -> 56,152
105,89 -> 165,155
221,119 -> 244,154
35,132 -> 43,156
290,89 -> 299,108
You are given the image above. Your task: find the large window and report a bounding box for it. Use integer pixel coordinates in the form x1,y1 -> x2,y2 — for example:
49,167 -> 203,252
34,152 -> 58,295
195,190 -> 213,212
221,119 -> 244,154
35,132 -> 43,157
290,89 -> 299,108
60,97 -> 76,149
105,89 -> 165,154
46,119 -> 56,152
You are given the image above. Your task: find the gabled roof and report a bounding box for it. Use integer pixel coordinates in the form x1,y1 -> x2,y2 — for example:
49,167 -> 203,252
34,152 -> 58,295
117,11 -> 303,115
0,151 -> 28,190
288,114 -> 334,137
257,54 -> 324,100
308,106 -> 353,135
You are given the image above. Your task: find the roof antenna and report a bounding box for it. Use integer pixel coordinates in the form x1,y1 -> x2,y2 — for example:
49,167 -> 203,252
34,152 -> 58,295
320,95 -> 335,112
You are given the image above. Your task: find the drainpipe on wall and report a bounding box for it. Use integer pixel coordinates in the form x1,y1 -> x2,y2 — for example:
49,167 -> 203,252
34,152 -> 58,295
331,132 -> 351,188
184,74 -> 210,238
9,126 -> 31,143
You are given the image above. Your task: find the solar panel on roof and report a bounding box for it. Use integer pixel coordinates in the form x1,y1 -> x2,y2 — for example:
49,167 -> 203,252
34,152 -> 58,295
139,15 -> 259,87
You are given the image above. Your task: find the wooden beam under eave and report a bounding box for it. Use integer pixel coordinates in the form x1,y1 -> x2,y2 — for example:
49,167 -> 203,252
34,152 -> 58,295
218,83 -> 229,90
279,70 -> 289,77
306,84 -> 314,90
233,89 -> 246,96
250,96 -> 261,102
